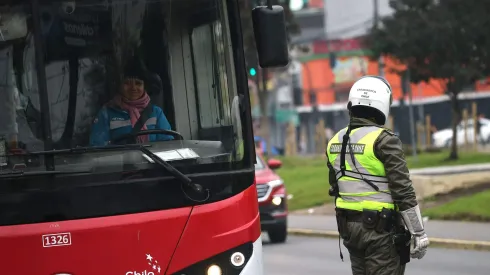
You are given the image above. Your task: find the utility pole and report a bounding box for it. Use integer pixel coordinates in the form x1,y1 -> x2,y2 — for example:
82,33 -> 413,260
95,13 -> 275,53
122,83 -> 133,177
406,70 -> 418,160
417,84 -> 425,145
323,2 -> 335,71
373,0 -> 384,77
312,0 -> 329,154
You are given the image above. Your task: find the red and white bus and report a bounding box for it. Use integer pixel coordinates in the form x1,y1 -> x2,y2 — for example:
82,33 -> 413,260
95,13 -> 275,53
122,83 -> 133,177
0,0 -> 288,274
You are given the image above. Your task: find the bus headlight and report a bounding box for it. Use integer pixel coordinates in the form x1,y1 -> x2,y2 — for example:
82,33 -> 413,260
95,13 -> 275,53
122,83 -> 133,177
171,242 -> 253,275
230,252 -> 245,267
207,264 -> 222,275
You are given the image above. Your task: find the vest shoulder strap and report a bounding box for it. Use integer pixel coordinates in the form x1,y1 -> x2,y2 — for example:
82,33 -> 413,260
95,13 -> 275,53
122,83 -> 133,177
340,124 -> 384,193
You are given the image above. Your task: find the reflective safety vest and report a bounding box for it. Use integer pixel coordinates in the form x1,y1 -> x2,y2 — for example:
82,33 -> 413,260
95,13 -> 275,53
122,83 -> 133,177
326,126 -> 395,212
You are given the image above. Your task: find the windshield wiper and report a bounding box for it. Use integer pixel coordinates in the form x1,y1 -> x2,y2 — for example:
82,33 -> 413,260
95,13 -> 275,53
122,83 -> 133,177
27,145 -> 204,193
138,146 -> 203,193
0,170 -> 92,179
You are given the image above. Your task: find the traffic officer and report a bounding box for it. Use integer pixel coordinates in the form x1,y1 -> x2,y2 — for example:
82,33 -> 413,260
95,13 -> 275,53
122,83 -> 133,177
326,76 -> 429,275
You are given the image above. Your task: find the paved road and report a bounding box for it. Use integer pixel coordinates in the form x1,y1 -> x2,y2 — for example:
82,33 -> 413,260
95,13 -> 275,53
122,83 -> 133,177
263,235 -> 490,275
288,214 -> 490,241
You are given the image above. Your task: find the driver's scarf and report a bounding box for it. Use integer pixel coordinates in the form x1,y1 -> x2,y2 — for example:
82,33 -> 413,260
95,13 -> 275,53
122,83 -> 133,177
110,92 -> 151,143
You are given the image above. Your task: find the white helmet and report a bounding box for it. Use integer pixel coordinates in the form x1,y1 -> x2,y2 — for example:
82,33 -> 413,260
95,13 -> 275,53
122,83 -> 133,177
348,75 -> 393,125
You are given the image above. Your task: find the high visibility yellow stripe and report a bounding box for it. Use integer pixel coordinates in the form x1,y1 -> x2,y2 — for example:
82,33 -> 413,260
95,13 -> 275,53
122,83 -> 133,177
336,198 -> 395,212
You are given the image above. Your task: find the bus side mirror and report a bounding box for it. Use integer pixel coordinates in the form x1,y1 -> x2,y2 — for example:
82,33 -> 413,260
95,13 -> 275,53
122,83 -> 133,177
252,5 -> 289,68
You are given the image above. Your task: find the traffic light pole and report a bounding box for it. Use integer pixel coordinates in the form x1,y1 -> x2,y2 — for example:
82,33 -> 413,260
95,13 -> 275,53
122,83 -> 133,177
254,70 -> 260,95
373,0 -> 384,76
260,67 -> 273,156
261,68 -> 267,96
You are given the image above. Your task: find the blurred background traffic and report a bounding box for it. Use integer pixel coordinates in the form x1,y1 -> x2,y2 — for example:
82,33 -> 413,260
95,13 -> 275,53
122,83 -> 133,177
243,1 -> 490,274
243,0 -> 490,159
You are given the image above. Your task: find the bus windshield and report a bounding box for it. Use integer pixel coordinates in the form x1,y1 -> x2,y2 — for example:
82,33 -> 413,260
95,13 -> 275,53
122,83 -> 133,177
0,0 -> 246,175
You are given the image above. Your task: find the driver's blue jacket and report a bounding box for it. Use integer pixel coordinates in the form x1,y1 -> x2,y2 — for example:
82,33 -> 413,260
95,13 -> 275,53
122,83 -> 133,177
89,105 -> 174,146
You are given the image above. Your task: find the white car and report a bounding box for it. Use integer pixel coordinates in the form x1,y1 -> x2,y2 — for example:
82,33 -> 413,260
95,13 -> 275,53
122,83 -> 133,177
432,118 -> 490,148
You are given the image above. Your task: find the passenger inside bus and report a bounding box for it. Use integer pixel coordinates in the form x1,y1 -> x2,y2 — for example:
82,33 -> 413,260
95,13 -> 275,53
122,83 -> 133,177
89,56 -> 174,146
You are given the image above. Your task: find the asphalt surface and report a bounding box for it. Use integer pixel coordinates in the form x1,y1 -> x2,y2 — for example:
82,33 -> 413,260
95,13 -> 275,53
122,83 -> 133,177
288,215 -> 490,241
263,235 -> 490,275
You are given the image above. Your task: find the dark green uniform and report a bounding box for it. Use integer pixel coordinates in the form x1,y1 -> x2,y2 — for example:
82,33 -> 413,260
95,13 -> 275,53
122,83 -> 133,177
328,117 -> 418,275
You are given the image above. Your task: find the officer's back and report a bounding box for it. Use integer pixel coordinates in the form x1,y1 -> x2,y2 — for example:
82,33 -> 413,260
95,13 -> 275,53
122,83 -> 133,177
326,76 -> 429,275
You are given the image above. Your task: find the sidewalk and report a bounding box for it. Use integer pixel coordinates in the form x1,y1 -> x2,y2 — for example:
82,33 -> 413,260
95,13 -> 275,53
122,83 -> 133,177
288,214 -> 490,242
410,162 -> 490,176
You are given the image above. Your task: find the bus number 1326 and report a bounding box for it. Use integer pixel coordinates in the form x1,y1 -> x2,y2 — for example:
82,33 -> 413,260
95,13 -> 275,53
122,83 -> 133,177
42,233 -> 72,247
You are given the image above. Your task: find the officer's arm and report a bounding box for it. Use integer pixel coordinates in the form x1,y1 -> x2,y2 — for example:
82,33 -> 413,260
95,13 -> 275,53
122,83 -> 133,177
376,131 -> 429,258
89,108 -> 110,146
375,132 -> 417,211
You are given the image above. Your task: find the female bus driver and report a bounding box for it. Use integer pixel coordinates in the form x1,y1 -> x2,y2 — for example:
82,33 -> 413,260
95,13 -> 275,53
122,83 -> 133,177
89,57 -> 174,146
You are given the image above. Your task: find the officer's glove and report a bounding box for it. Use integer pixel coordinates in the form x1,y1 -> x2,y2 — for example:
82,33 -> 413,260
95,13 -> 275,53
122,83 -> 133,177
400,205 -> 430,260
412,232 -> 429,259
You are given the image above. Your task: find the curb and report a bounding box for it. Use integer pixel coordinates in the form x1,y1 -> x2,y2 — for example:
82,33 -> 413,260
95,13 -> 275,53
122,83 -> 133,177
288,228 -> 490,252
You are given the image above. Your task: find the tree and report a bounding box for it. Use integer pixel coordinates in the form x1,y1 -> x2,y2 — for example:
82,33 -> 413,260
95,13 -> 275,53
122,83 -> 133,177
366,0 -> 490,160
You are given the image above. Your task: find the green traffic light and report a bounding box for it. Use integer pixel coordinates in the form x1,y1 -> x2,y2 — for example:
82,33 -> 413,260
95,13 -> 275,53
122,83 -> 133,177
249,68 -> 256,76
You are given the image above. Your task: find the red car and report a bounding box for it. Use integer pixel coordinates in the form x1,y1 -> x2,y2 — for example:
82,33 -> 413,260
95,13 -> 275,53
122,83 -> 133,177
255,153 -> 288,243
